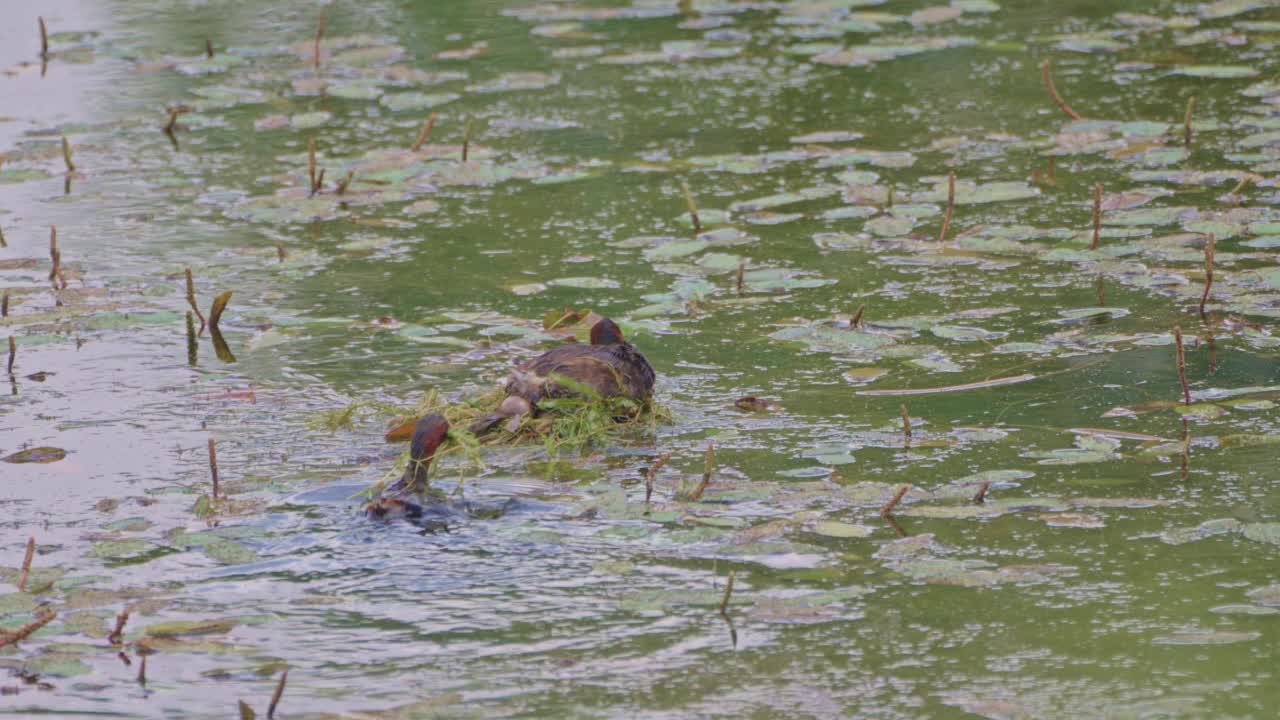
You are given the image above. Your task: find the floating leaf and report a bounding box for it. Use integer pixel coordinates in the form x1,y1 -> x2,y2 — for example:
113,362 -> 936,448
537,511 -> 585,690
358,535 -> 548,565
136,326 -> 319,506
1153,630 -> 1260,645
379,92 -> 460,112
1242,522 -> 1280,546
1171,65 -> 1258,79
3,447 -> 66,463
548,277 -> 620,289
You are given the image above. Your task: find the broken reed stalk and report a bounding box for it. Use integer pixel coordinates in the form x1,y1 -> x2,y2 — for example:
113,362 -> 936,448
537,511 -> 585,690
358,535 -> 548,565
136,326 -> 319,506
238,700 -> 255,720
411,113 -> 439,152
61,136 -> 75,173
688,442 -> 715,502
137,655 -> 147,685
275,240 -> 287,262
268,669 -> 288,719
644,452 -> 672,505
314,168 -> 326,194
208,437 -> 220,500
1090,182 -> 1101,251
185,311 -> 198,365
38,17 -> 48,58
900,404 -> 912,444
850,303 -> 865,328
880,484 -> 909,517
1227,174 -> 1252,198
185,268 -> 207,333
17,537 -> 35,592
937,172 -> 955,243
208,291 -> 232,330
48,226 -> 67,290
2,291 -> 8,317
1199,233 -> 1215,318
313,10 -> 325,71
973,481 -> 990,504
335,170 -> 353,196
163,106 -> 184,135
108,610 -> 130,645
1174,326 -> 1190,405
0,611 -> 56,648
735,258 -> 745,295
461,118 -> 474,162
1183,96 -> 1196,148
307,137 -> 318,195
719,570 -> 735,616
0,224 -> 6,247
681,180 -> 703,234
6,337 -> 14,375
1041,59 -> 1082,120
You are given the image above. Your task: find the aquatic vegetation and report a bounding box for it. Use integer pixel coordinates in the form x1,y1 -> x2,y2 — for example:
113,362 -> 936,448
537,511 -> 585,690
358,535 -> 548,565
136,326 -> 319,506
2,0 -> 1280,716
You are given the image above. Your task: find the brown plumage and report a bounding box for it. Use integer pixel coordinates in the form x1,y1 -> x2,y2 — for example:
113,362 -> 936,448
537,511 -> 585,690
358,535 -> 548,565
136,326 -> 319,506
366,413 -> 448,519
471,318 -> 656,434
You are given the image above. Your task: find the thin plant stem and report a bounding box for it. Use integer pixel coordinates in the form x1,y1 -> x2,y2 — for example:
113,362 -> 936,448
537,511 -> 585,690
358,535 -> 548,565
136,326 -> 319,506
1183,96 -> 1196,148
880,484 -> 909,517
1041,59 -> 1082,120
1199,233 -> 1215,318
937,172 -> 955,243
412,113 -> 438,152
1090,182 -> 1101,250
1174,326 -> 1190,405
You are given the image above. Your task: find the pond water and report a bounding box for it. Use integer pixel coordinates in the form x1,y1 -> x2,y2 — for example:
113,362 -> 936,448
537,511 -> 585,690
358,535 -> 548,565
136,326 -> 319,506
2,0 -> 1280,717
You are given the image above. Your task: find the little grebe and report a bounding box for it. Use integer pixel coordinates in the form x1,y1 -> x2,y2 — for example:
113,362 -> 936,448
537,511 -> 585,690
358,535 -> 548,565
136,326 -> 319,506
472,318 -> 655,433
366,413 -> 449,520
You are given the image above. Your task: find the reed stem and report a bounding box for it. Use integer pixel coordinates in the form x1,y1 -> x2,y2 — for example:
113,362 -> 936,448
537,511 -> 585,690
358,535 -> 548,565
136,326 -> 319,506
268,669 -> 288,719
1174,326 -> 1190,405
900,404 -> 912,444
1183,96 -> 1196,148
208,437 -> 220,500
16,537 -> 34,592
719,570 -> 735,616
61,136 -> 75,173
681,180 -> 702,234
48,226 -> 67,290
185,268 -> 207,334
0,611 -> 55,648
108,610 -> 130,645
973,481 -> 989,504
1090,182 -> 1101,250
1199,233 -> 1215,318
644,452 -> 672,506
412,113 -> 438,152
307,137 -> 317,194
687,442 -> 715,502
313,10 -> 325,71
880,484 -> 909,517
38,17 -> 48,58
937,172 -> 955,243
1041,59 -> 1082,120
462,118 -> 474,162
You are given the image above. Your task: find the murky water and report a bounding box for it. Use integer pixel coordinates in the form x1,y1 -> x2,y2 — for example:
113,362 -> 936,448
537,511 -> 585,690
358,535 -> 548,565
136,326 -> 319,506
3,0 -> 1280,717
